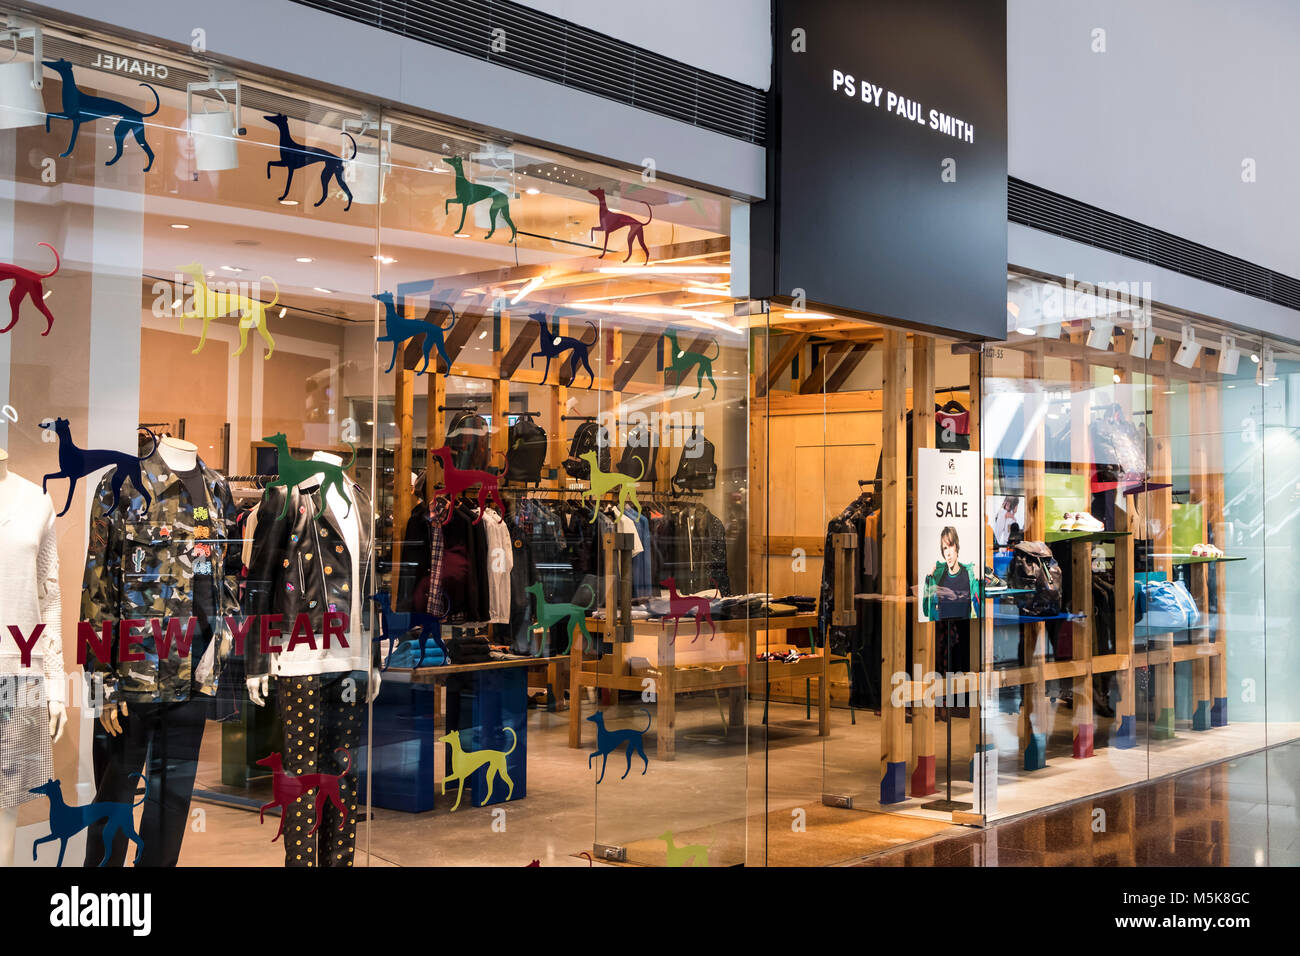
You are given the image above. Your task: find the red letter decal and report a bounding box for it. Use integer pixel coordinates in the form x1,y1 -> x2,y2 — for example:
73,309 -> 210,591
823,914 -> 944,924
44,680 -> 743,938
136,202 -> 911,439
259,614 -> 284,654
6,624 -> 45,667
321,611 -> 349,649
226,616 -> 255,656
286,613 -> 317,652
119,619 -> 147,663
77,622 -> 113,666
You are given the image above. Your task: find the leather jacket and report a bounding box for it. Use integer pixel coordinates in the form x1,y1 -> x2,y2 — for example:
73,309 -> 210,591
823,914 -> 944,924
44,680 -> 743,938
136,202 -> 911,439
243,482 -> 375,676
80,454 -> 239,704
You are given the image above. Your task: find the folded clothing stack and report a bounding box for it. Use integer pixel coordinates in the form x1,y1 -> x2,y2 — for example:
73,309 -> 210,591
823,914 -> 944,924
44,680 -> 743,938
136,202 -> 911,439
775,595 -> 817,613
384,639 -> 447,669
444,632 -> 492,664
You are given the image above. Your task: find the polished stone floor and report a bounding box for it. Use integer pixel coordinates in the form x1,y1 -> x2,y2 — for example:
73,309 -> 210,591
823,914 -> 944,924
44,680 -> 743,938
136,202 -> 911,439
858,739 -> 1300,866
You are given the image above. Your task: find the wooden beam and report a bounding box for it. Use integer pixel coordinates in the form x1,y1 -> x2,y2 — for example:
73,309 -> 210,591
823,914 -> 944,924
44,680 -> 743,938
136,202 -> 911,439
911,334 -> 937,797
796,341 -> 852,395
613,329 -> 662,391
880,330 -> 909,804
500,319 -> 540,379
824,342 -> 872,393
438,310 -> 486,373
755,331 -> 810,398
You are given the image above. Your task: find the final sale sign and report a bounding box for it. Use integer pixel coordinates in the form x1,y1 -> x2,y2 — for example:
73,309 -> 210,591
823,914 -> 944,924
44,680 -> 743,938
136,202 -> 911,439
917,448 -> 981,622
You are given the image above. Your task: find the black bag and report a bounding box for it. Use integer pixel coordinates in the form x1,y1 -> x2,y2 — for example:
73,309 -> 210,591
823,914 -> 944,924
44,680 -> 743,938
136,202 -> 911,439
447,412 -> 490,471
505,417 -> 547,484
562,421 -> 610,480
1007,540 -> 1064,618
672,429 -> 717,491
1089,404 -> 1146,485
618,424 -> 658,481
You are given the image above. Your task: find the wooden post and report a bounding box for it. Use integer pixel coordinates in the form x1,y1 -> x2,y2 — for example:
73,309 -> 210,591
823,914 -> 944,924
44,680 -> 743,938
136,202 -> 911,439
1187,372 -> 1212,730
1204,379 -> 1229,727
1150,352 -> 1176,740
879,330 -> 909,803
969,351 -> 995,795
1021,348 -> 1049,771
491,304 -> 510,468
911,335 -> 937,796
392,338 -> 417,576
1069,337 -> 1095,757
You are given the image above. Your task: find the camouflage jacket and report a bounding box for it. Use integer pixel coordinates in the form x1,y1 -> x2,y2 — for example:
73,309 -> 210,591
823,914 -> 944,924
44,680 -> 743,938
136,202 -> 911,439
80,454 -> 240,703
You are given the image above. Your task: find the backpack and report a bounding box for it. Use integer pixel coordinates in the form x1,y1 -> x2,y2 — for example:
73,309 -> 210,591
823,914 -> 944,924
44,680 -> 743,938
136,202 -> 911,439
1140,580 -> 1200,630
505,417 -> 547,485
1007,540 -> 1064,617
672,430 -> 716,491
1089,403 -> 1147,485
618,424 -> 658,481
446,412 -> 490,471
562,421 -> 610,480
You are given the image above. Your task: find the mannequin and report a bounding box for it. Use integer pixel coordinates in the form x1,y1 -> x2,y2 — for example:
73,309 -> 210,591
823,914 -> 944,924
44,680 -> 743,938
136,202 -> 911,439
244,450 -> 377,866
0,447 -> 68,867
247,452 -> 380,705
96,436 -> 198,738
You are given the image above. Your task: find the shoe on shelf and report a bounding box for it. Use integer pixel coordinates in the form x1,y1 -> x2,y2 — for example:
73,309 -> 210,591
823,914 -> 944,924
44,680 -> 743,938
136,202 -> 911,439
1057,512 -> 1078,531
1072,512 -> 1105,533
1191,543 -> 1207,556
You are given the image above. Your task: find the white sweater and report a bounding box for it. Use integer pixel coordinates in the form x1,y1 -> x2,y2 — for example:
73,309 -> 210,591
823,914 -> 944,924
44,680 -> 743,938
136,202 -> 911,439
0,473 -> 66,703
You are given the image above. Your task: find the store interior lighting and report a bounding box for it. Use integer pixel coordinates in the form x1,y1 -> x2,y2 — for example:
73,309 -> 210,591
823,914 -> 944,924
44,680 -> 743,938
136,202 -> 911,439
1128,308 -> 1155,359
1257,346 -> 1277,385
1086,317 -> 1114,351
185,71 -> 246,171
0,18 -> 44,130
1217,335 -> 1240,375
1173,321 -> 1202,368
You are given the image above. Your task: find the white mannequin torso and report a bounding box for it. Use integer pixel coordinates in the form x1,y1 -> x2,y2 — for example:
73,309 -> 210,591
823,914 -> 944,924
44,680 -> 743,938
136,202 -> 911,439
157,436 -> 198,473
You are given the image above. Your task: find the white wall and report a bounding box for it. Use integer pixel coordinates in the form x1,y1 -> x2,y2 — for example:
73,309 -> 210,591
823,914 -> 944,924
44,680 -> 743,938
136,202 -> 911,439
514,0 -> 772,89
1010,0 -> 1299,279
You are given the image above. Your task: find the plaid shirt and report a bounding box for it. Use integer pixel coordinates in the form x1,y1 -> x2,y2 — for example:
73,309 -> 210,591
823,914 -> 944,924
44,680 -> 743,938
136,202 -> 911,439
426,499 -> 447,617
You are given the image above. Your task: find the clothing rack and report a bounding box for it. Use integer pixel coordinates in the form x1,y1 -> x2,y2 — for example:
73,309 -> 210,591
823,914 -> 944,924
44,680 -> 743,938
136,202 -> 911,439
560,414 -> 598,422
439,404 -> 480,413
227,474 -> 278,485
502,487 -> 703,500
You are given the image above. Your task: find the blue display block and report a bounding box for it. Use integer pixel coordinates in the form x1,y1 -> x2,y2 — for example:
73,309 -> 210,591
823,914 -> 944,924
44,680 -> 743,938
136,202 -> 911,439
362,681 -> 441,812
444,669 -> 528,808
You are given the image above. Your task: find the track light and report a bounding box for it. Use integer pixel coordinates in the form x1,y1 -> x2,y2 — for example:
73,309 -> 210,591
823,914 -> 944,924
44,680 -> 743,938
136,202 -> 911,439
1006,277 -> 1061,339
342,113 -> 392,205
0,18 -> 44,130
1086,317 -> 1114,351
1217,335 -> 1240,375
186,71 -> 246,171
1128,308 -> 1154,359
1173,322 -> 1202,369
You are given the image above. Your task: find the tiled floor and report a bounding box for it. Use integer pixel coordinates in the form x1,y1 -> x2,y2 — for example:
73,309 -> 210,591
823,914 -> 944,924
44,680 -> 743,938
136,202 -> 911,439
857,739 -> 1300,866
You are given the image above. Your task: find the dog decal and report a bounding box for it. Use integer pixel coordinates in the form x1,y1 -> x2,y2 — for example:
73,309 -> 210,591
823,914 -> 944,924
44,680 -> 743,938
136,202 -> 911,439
438,727 -> 517,812
260,433 -> 356,520
264,113 -> 355,210
442,156 -> 516,241
176,263 -> 279,359
29,775 -> 148,867
372,290 -> 457,375
43,59 -> 159,171
0,242 -> 60,336
586,709 -> 651,784
428,445 -> 507,525
528,310 -> 597,388
659,830 -> 710,867
579,451 -> 643,522
41,419 -> 157,517
370,590 -> 447,669
526,582 -> 595,655
664,329 -> 719,399
588,187 -> 653,263
660,577 -> 716,644
256,749 -> 352,843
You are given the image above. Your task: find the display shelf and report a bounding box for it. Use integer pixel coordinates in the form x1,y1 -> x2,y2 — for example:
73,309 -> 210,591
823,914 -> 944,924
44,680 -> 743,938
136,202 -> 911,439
990,609 -> 1088,625
1044,529 -> 1131,543
1122,479 -> 1174,496
1169,554 -> 1246,565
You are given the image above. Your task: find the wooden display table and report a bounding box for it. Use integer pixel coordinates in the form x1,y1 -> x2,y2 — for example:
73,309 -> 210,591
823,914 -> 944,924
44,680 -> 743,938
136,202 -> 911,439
567,613 -> 825,760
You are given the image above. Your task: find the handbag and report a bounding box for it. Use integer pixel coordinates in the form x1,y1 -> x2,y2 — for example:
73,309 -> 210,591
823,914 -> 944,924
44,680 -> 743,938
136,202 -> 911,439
1140,580 -> 1200,630
1006,541 -> 1064,618
1089,404 -> 1147,485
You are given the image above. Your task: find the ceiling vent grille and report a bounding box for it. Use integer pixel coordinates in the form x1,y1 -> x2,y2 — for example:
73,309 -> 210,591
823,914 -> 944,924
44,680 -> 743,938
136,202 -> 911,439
1010,177 -> 1300,313
288,0 -> 768,145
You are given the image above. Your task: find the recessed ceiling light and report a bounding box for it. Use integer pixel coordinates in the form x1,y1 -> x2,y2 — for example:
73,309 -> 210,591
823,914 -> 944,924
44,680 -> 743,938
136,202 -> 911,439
525,187 -> 540,195
280,199 -> 299,206
372,255 -> 396,264
220,265 -> 243,273
313,287 -> 333,294
453,232 -> 469,238
478,330 -> 488,339
279,307 -> 287,318
43,290 -> 52,300
169,223 -> 189,230
296,257 -> 314,263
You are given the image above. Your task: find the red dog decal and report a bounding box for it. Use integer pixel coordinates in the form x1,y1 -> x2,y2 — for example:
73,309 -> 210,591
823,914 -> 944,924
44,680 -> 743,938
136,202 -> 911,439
660,577 -> 716,644
256,749 -> 351,843
0,242 -> 60,335
429,445 -> 507,525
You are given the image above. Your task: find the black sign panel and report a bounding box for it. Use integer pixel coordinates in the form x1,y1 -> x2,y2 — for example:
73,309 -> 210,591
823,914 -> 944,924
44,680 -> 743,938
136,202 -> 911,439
751,0 -> 1007,338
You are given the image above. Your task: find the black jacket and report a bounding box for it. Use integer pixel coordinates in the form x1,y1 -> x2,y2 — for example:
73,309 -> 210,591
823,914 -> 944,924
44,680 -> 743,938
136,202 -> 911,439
243,482 -> 375,675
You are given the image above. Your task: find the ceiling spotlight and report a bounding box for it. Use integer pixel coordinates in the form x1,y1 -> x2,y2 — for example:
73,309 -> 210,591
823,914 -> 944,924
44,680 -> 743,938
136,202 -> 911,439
1007,277 -> 1061,339
1251,353 -> 1260,363
1173,322 -> 1202,369
1086,317 -> 1114,351
279,199 -> 299,206
279,307 -> 287,318
296,257 -> 314,263
1128,308 -> 1154,359
1217,335 -> 1240,375
169,223 -> 190,230
1112,372 -> 1121,384
313,287 -> 333,294
525,187 -> 540,195
372,255 -> 396,264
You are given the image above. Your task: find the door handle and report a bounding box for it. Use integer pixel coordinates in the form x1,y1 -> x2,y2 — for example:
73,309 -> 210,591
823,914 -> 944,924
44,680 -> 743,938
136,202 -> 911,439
832,532 -> 858,626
